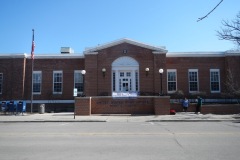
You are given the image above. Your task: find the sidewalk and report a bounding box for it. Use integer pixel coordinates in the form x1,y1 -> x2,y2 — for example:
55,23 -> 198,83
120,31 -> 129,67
1,112 -> 240,122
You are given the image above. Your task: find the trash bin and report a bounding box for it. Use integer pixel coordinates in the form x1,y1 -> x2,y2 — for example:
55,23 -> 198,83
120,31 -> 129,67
39,104 -> 45,114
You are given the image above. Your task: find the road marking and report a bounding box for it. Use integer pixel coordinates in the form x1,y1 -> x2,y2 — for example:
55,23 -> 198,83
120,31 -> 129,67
149,122 -> 155,125
1,132 -> 240,137
59,123 -> 70,126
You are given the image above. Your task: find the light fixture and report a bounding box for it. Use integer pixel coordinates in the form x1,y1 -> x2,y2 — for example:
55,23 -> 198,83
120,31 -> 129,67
81,70 -> 86,75
145,68 -> 149,76
159,68 -> 164,74
159,68 -> 164,96
81,70 -> 86,97
102,68 -> 106,77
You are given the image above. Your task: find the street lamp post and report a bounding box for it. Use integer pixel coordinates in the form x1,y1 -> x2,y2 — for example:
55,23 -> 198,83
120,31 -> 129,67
159,68 -> 164,96
81,70 -> 86,97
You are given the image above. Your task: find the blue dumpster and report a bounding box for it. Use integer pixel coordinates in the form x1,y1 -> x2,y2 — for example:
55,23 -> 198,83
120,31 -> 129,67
8,101 -> 17,114
16,101 -> 26,115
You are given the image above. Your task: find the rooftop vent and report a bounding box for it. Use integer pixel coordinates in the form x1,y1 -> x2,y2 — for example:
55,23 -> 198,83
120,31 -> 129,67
60,47 -> 74,54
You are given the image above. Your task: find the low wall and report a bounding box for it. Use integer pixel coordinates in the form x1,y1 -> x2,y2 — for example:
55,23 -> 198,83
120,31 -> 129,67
170,103 -> 240,114
75,96 -> 170,115
26,103 -> 74,113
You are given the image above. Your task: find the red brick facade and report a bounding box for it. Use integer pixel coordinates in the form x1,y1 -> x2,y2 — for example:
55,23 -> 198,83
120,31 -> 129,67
75,96 -> 170,115
0,39 -> 240,113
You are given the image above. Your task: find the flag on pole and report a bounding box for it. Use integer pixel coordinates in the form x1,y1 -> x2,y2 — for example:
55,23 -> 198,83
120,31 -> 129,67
31,29 -> 35,59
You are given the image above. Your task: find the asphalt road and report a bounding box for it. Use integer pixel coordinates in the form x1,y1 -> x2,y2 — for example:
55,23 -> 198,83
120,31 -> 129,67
1,122 -> 240,160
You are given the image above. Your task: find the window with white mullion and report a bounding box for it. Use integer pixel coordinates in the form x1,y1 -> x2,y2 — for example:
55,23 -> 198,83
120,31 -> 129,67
53,71 -> 63,94
0,73 -> 3,94
167,69 -> 177,93
74,70 -> 84,93
210,69 -> 220,93
33,71 -> 42,94
188,69 -> 198,92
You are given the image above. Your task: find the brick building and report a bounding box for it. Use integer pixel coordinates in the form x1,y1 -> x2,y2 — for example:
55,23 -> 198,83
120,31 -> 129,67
0,38 -> 240,112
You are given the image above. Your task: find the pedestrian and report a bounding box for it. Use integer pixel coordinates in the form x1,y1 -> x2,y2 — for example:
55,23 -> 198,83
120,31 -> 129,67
195,96 -> 202,114
182,97 -> 189,112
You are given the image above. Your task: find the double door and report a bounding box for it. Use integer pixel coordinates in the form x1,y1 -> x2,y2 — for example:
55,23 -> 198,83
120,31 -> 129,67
119,71 -> 132,92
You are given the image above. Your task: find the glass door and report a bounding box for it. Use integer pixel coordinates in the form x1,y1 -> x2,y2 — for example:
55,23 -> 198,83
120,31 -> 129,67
119,71 -> 132,92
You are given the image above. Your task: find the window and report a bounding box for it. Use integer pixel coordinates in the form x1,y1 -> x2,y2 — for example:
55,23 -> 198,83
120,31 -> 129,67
188,69 -> 198,92
135,71 -> 139,91
126,72 -> 131,77
53,71 -> 63,94
74,70 -> 84,93
210,69 -> 220,93
112,71 -> 116,91
33,71 -> 42,94
120,72 -> 124,77
167,69 -> 177,92
0,73 -> 3,94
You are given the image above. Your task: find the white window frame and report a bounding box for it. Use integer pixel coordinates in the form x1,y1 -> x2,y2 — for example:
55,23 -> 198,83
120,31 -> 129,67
74,70 -> 84,93
188,69 -> 199,93
111,56 -> 139,94
0,73 -> 3,94
53,70 -> 63,94
167,69 -> 177,93
32,71 -> 42,94
210,69 -> 221,93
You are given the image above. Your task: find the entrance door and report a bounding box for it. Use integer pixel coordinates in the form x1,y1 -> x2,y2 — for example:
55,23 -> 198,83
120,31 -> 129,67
119,71 -> 132,92
112,56 -> 139,94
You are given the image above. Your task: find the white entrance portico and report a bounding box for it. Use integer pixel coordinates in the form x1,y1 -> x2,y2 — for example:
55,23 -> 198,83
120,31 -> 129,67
112,56 -> 139,96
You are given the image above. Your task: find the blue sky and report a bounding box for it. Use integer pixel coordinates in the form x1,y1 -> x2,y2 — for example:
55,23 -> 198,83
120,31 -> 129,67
0,0 -> 239,54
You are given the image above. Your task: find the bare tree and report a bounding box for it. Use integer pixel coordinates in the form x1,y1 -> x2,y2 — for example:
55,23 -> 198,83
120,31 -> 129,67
197,0 -> 223,22
217,12 -> 240,46
224,68 -> 240,103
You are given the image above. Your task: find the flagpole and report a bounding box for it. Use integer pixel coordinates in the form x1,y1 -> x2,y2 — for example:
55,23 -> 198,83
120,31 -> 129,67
30,29 -> 35,114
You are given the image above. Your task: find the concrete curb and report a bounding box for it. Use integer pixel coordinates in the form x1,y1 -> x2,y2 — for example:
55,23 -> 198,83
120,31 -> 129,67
0,120 -> 107,123
1,113 -> 239,123
1,119 -> 239,123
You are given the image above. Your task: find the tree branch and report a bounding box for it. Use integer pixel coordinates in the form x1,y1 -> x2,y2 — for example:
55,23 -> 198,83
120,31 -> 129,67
197,0 -> 223,22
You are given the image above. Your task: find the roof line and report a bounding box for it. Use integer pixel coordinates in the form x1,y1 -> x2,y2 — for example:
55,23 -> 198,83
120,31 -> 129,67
84,38 -> 168,54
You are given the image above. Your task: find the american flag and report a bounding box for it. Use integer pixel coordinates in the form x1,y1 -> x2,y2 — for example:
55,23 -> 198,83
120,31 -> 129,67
31,29 -> 35,59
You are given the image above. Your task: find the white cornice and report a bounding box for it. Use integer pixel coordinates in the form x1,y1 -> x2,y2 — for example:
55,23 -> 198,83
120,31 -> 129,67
0,53 -> 27,58
225,50 -> 240,56
84,52 -> 98,55
84,38 -> 168,54
167,52 -> 225,57
26,54 -> 84,59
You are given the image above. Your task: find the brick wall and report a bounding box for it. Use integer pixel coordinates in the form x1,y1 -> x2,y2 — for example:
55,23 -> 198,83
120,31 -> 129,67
25,58 -> 84,100
154,96 -> 170,115
75,97 -> 91,115
166,56 -> 226,96
75,96 -> 170,115
84,43 -> 167,96
0,57 -> 26,100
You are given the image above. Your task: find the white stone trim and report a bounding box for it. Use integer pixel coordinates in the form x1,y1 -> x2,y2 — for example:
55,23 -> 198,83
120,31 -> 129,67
84,38 -> 167,54
167,52 -> 225,57
225,50 -> 240,56
27,54 -> 84,59
0,53 -> 27,58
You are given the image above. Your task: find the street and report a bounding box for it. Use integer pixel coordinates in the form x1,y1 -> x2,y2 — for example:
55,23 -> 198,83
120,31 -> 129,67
0,121 -> 240,160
